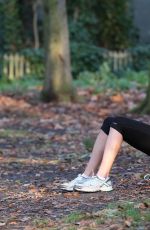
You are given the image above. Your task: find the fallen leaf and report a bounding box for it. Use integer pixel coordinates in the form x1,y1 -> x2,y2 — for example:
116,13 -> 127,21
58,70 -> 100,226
78,219 -> 97,227
63,192 -> 80,198
110,94 -> 124,103
124,217 -> 133,227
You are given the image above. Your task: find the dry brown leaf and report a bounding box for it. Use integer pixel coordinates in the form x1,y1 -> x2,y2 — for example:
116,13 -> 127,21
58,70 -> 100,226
139,202 -> 149,209
110,94 -> 124,103
63,192 -> 80,198
98,108 -> 110,116
78,219 -> 97,227
124,217 -> 133,227
9,221 -> 17,225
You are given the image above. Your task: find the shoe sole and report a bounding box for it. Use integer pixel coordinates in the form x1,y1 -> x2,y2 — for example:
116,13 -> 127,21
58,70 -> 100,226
60,186 -> 74,192
74,186 -> 113,192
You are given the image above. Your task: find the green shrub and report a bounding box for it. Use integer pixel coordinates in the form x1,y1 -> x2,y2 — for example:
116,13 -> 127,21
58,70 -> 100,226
0,77 -> 42,94
67,0 -> 102,77
65,212 -> 85,223
21,48 -> 44,78
67,0 -> 137,77
71,43 -> 105,77
75,62 -> 148,92
131,45 -> 150,71
96,0 -> 137,50
1,0 -> 23,52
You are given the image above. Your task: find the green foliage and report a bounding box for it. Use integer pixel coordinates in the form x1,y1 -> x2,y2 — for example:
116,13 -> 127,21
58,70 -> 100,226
71,43 -> 105,76
0,77 -> 42,94
0,0 -> 143,80
67,0 -> 137,77
21,48 -> 45,78
33,218 -> 50,228
131,45 -> 150,71
62,200 -> 150,229
96,0 -> 137,50
119,203 -> 141,222
0,2 -> 4,51
67,0 -> 99,44
65,212 -> 85,223
2,0 -> 23,51
0,59 -> 148,95
67,0 -> 136,50
0,0 -> 139,78
106,201 -> 149,225
67,0 -> 101,76
83,136 -> 95,152
0,129 -> 30,138
75,62 -> 148,92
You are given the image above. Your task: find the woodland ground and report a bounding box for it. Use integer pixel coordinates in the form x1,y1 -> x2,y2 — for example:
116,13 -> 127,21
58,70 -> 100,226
0,87 -> 149,230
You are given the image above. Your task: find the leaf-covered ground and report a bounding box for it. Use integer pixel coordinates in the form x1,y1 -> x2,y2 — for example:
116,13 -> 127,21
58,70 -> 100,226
0,88 -> 150,229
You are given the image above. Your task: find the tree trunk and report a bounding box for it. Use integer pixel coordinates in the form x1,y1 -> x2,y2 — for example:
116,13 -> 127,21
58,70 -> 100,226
42,0 -> 75,102
132,68 -> 150,114
33,0 -> 40,49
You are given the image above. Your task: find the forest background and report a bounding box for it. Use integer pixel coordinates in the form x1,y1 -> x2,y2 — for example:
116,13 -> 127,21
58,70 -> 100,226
0,1 -> 150,229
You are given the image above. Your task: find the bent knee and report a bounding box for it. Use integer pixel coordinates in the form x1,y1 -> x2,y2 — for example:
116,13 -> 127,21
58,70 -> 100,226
103,116 -> 115,126
101,116 -> 121,135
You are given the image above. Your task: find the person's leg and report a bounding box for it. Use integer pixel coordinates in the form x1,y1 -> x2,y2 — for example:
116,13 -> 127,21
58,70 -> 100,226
97,127 -> 123,178
61,129 -> 108,191
83,129 -> 108,176
61,117 -> 114,191
83,117 -> 117,176
75,116 -> 150,192
97,115 -> 150,179
74,126 -> 123,192
74,117 -> 124,192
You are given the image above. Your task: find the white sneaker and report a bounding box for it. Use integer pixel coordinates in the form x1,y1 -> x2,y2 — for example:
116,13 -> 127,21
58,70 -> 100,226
74,176 -> 113,192
144,174 -> 150,180
60,174 -> 90,191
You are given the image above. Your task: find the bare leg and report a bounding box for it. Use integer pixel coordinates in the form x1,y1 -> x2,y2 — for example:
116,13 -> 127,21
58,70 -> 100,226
83,129 -> 108,176
97,127 -> 123,178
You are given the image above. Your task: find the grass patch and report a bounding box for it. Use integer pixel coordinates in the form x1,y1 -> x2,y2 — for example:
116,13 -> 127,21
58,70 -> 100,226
120,202 -> 141,222
74,63 -> 148,93
33,218 -> 54,228
83,137 -> 95,152
0,77 -> 42,94
0,128 -> 31,138
64,212 -> 86,223
59,199 -> 150,229
0,64 -> 148,96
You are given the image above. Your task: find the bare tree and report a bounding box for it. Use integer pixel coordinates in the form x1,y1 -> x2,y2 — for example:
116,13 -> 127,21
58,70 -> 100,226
42,0 -> 75,101
32,0 -> 42,49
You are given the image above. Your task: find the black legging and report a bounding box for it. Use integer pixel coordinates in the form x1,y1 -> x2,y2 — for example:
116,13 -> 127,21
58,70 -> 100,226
101,116 -> 150,156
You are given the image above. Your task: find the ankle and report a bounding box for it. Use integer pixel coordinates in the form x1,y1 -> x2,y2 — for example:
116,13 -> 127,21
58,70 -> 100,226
96,173 -> 109,180
82,173 -> 91,178
83,169 -> 96,177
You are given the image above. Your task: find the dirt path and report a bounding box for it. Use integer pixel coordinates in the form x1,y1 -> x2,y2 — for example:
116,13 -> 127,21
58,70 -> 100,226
0,89 -> 149,229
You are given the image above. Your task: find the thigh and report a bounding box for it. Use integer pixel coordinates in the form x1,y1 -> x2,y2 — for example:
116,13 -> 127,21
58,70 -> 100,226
113,116 -> 150,156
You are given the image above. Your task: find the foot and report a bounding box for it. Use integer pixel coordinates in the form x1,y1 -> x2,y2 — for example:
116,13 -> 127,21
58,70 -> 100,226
144,174 -> 150,180
74,176 -> 113,192
60,174 -> 91,191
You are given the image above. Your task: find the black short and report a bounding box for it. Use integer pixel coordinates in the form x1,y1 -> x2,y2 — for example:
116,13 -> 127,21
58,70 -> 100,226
101,116 -> 150,156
